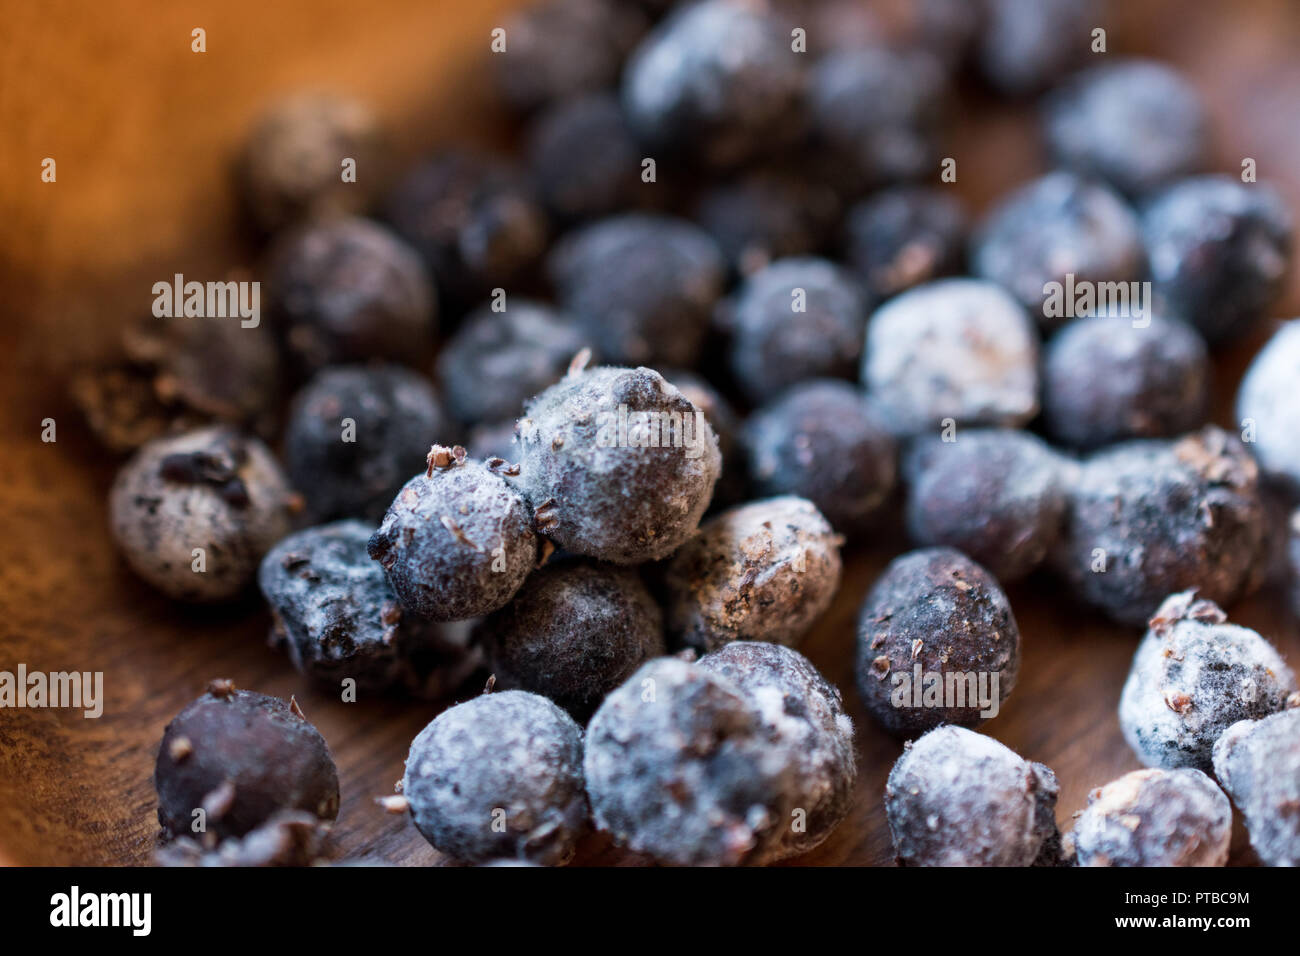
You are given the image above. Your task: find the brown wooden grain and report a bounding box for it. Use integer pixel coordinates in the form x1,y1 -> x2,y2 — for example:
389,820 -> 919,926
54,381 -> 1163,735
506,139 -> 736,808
1,0 -> 1298,866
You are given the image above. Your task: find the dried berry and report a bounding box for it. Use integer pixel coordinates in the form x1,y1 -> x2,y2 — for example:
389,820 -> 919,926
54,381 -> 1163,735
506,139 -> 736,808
239,93 -> 384,234
843,186 -> 967,300
808,46 -> 947,195
1256,483 -> 1298,589
885,725 -> 1062,867
384,151 -> 548,306
72,311 -> 282,454
745,380 -> 897,536
155,683 -> 339,842
664,496 -> 843,653
402,690 -> 588,865
285,364 -> 449,523
1212,706 -> 1300,867
1068,768 -> 1232,868
975,0 -> 1095,97
267,216 -> 436,374
971,171 -> 1144,329
857,547 -> 1020,736
515,365 -> 721,563
367,447 -> 537,620
622,0 -> 805,168
526,93 -> 646,222
436,299 -> 587,428
1043,59 -> 1209,196
1042,313 -> 1209,450
1143,176 -> 1293,343
1118,591 -> 1295,771
904,429 -> 1064,582
664,370 -> 747,509
698,642 -> 855,863
156,810 -> 330,867
695,166 -> 841,276
477,558 -> 665,720
547,214 -> 724,367
722,258 -> 870,402
862,278 -> 1040,435
259,521 -> 475,696
1052,427 -> 1268,625
495,0 -> 648,113
584,656 -> 796,866
110,426 -> 294,601
1237,321 -> 1300,498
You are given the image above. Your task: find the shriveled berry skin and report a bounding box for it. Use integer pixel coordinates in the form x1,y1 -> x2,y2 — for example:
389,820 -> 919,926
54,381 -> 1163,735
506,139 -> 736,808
526,94 -> 645,224
664,497 -> 843,653
384,152 -> 548,306
1043,59 -> 1209,197
259,521 -> 472,696
723,258 -> 870,402
110,427 -> 294,602
1052,427 -> 1268,625
1043,313 -> 1209,450
477,558 -> 665,720
809,46 -> 947,195
516,366 -> 721,563
1213,707 -> 1300,867
975,0 -> 1095,97
239,94 -> 383,234
1069,768 -> 1232,867
863,278 -> 1040,435
495,0 -> 648,114
885,725 -> 1062,867
745,381 -> 897,536
1143,177 -> 1293,343
695,167 -> 841,276
1237,321 -> 1300,498
971,171 -> 1144,329
1118,591 -> 1295,772
267,217 -> 436,374
72,313 -> 282,454
904,430 -> 1064,582
367,456 -> 537,621
436,300 -> 587,427
156,809 -> 331,868
698,642 -> 856,863
622,0 -> 805,168
285,364 -> 448,523
857,548 -> 1020,737
155,685 -> 339,841
584,657 -> 796,866
843,187 -> 967,300
402,691 -> 588,865
547,214 -> 724,367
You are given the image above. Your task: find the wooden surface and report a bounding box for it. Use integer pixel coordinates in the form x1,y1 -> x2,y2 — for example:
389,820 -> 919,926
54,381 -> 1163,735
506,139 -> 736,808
2,0 -> 1299,866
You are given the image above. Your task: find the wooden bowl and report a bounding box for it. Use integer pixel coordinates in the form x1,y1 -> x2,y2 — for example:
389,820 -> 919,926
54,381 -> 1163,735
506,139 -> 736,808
1,0 -> 1297,865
